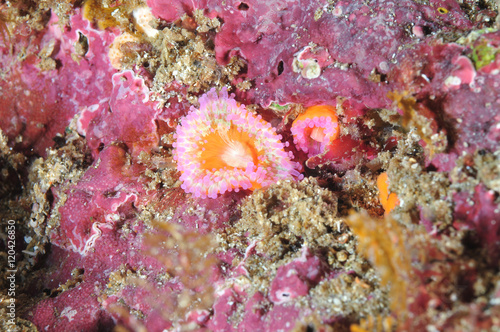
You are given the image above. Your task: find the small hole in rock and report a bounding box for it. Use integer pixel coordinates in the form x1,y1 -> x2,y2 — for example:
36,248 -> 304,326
422,26 -> 433,35
238,2 -> 249,10
306,325 -> 315,332
78,32 -> 89,56
277,61 -> 284,75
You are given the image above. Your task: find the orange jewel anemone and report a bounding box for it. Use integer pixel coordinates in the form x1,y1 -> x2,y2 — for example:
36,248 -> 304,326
291,105 -> 340,157
173,88 -> 301,199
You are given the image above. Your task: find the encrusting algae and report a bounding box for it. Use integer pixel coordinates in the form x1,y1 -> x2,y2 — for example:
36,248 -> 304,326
2,0 -> 500,331
216,178 -> 391,328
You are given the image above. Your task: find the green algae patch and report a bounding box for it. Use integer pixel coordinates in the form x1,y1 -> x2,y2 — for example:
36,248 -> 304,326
472,40 -> 500,70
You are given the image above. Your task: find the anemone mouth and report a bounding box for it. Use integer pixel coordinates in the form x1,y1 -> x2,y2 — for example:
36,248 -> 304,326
199,125 -> 259,171
309,126 -> 328,143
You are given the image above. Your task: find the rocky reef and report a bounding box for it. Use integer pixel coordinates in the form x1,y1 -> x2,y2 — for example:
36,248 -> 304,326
0,0 -> 499,331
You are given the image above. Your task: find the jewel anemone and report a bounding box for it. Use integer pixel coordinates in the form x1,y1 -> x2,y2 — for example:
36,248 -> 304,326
173,88 -> 301,199
291,105 -> 340,157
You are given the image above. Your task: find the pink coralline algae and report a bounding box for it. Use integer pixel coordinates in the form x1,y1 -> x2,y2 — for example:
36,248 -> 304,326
443,55 -> 476,90
453,184 -> 500,265
269,247 -> 326,304
51,144 -> 147,254
0,10 -> 117,156
390,36 -> 500,170
28,222 -> 172,331
207,248 -> 328,331
78,70 -> 160,159
50,69 -> 162,253
150,0 -> 473,108
173,88 -> 301,198
208,286 -> 303,332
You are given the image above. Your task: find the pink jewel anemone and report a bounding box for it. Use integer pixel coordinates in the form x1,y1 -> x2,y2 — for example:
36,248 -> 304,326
291,105 -> 340,157
173,88 -> 301,199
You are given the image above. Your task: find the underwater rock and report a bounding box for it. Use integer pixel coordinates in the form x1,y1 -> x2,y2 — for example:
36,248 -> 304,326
1,1 -> 499,332
0,10 -> 117,156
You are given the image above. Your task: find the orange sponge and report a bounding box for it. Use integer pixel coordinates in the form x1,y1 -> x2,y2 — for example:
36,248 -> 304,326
377,172 -> 400,215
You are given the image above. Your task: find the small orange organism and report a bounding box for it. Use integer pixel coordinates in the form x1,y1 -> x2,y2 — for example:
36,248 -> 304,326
377,172 -> 400,215
291,105 -> 340,157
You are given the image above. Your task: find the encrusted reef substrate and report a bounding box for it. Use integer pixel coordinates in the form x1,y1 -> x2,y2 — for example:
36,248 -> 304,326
1,0 -> 500,331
